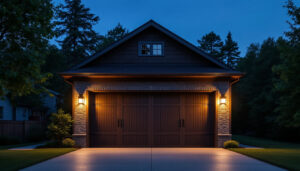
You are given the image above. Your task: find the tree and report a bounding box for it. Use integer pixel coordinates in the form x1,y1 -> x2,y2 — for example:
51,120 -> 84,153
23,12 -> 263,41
97,23 -> 129,51
221,32 -> 241,68
0,0 -> 54,98
233,38 -> 281,137
272,0 -> 300,128
197,32 -> 223,60
232,43 -> 260,134
42,45 -> 68,94
232,0 -> 300,141
55,0 -> 100,66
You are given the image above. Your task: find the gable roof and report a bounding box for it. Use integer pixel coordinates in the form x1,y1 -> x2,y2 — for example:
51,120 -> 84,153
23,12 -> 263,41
61,20 -> 243,77
73,20 -> 229,70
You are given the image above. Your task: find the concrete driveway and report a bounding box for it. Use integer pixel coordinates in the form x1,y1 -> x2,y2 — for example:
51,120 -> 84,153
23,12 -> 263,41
23,148 -> 285,171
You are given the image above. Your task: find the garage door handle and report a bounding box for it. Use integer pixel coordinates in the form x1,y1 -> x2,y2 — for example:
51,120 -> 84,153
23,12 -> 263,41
117,119 -> 124,128
181,119 -> 185,128
121,119 -> 124,128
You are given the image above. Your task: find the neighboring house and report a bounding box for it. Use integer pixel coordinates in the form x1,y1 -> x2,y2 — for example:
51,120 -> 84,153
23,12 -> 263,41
61,20 -> 243,147
0,90 -> 59,121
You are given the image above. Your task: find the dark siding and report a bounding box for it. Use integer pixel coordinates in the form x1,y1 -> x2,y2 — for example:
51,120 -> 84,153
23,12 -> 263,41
85,27 -> 218,67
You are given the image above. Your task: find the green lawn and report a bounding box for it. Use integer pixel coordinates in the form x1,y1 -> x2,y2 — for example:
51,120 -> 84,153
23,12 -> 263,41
233,135 -> 300,148
0,142 -> 42,150
230,148 -> 300,171
0,148 -> 77,171
231,135 -> 300,170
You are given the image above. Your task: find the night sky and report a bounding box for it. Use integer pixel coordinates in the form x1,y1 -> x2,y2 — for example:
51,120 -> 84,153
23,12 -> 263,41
53,0 -> 299,56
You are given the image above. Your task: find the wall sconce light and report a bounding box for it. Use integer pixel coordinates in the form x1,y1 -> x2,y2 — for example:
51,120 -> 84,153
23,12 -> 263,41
220,95 -> 226,104
78,94 -> 85,105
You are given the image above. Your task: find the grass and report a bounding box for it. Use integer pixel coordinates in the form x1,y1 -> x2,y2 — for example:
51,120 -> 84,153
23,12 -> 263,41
0,148 -> 77,171
232,135 -> 300,148
231,135 -> 300,170
0,142 -> 43,150
230,148 -> 300,171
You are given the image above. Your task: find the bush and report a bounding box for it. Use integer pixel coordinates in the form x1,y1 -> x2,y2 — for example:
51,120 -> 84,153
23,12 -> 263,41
224,140 -> 239,148
37,138 -> 76,148
47,109 -> 73,141
62,138 -> 75,147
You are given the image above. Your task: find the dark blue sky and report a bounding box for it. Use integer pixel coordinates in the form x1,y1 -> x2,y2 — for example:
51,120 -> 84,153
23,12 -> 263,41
54,0 -> 299,56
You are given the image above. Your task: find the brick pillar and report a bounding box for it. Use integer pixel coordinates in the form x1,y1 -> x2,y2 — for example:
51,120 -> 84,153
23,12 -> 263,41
217,89 -> 231,147
72,86 -> 87,147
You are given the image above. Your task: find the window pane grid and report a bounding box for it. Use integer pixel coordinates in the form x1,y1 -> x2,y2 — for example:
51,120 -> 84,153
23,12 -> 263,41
152,44 -> 162,56
140,42 -> 163,56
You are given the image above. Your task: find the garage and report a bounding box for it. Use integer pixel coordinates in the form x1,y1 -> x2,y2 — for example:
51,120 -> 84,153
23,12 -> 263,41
62,20 -> 243,147
89,92 -> 215,147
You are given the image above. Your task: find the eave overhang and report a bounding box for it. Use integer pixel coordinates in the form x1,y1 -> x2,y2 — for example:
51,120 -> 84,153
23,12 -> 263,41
60,73 -> 244,84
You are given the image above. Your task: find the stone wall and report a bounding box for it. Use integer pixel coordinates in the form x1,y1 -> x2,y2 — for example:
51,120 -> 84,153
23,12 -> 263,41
72,78 -> 231,147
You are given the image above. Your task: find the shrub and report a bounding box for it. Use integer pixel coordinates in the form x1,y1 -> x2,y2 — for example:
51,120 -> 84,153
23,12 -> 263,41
224,140 -> 239,148
47,109 -> 73,142
62,138 -> 75,147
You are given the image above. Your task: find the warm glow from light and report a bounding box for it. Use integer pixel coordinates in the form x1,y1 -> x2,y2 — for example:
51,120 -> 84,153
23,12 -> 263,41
220,97 -> 226,104
78,94 -> 85,105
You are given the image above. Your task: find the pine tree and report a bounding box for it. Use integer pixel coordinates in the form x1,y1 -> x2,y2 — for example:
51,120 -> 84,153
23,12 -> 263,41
221,32 -> 241,68
97,23 -> 128,51
233,38 -> 281,137
232,43 -> 260,134
272,0 -> 300,128
197,32 -> 223,60
55,0 -> 100,66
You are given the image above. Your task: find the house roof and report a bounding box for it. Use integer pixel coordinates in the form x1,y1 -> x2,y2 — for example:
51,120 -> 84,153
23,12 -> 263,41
62,64 -> 242,76
61,20 -> 243,77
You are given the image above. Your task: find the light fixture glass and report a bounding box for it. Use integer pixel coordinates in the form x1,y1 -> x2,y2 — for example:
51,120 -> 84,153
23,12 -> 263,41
78,94 -> 85,105
220,96 -> 226,104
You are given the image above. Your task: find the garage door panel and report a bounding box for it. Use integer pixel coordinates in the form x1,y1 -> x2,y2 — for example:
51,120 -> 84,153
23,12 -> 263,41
153,94 -> 180,104
184,93 -> 209,104
95,105 -> 118,131
184,133 -> 214,146
154,135 -> 180,146
96,93 -> 118,104
90,134 -> 117,146
184,104 -> 209,132
153,94 -> 181,146
89,93 -> 119,147
183,93 -> 214,147
122,106 -> 148,132
123,93 -> 149,104
153,106 -> 180,132
122,105 -> 149,146
122,135 -> 148,146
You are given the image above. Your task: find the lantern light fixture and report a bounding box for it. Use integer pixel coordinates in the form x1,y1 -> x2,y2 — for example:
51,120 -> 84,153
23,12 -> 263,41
220,95 -> 226,104
78,94 -> 85,105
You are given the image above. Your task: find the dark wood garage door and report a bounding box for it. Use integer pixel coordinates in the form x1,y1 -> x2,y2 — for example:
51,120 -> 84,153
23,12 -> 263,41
89,92 -> 215,147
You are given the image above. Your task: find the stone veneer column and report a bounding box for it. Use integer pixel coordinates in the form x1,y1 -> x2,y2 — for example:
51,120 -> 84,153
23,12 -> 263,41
72,86 -> 88,147
217,88 -> 231,147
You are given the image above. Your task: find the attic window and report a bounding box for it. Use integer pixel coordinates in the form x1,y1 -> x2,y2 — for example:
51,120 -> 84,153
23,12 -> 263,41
139,42 -> 164,56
